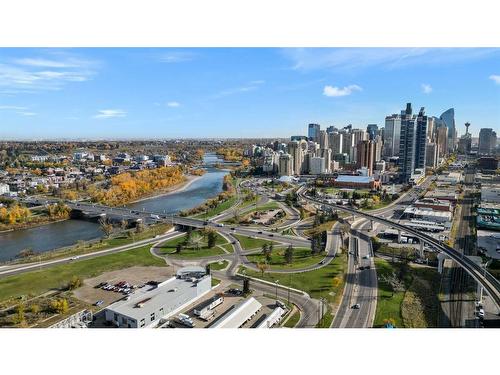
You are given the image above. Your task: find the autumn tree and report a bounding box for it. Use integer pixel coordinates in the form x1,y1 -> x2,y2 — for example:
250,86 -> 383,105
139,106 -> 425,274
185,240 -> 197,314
99,217 -> 114,238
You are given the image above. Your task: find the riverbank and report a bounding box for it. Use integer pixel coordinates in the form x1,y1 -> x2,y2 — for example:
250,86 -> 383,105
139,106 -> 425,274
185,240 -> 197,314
0,216 -> 70,234
124,174 -> 202,205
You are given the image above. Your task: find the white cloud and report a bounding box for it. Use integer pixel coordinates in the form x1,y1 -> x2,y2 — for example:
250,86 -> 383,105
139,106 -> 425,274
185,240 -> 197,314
0,105 -> 28,110
0,53 -> 97,92
159,51 -> 197,63
489,75 -> 500,84
18,111 -> 36,116
421,83 -> 433,94
211,80 -> 265,99
13,58 -> 86,68
282,48 -> 499,72
167,101 -> 181,108
323,84 -> 362,97
93,109 -> 127,119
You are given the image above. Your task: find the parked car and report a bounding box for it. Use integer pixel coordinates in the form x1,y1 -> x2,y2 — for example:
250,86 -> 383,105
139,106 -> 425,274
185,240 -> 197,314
352,303 -> 360,309
94,300 -> 104,306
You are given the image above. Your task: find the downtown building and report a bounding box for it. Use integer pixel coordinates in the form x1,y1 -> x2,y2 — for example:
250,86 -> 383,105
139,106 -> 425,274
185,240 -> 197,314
478,128 -> 497,155
398,103 -> 428,183
384,113 -> 402,157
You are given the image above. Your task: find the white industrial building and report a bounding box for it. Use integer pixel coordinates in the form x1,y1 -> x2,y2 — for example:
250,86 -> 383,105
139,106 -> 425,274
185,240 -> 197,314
193,294 -> 224,318
104,270 -> 211,328
210,297 -> 262,328
256,306 -> 285,328
403,206 -> 452,224
481,186 -> 500,204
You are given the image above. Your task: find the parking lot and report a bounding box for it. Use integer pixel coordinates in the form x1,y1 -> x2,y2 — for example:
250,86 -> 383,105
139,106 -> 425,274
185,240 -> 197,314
73,266 -> 174,308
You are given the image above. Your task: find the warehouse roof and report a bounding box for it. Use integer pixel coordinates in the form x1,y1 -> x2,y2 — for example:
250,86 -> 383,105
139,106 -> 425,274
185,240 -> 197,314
211,297 -> 262,328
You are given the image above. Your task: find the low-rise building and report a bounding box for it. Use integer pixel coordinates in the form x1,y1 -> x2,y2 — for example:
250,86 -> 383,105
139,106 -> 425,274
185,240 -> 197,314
403,206 -> 452,224
104,271 -> 211,328
328,175 -> 380,190
481,186 -> 500,204
210,297 -> 262,328
0,183 -> 9,195
255,306 -> 285,328
414,198 -> 452,212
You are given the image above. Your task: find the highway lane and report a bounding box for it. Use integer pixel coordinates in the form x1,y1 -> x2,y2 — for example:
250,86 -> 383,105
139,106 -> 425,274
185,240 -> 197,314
332,219 -> 377,328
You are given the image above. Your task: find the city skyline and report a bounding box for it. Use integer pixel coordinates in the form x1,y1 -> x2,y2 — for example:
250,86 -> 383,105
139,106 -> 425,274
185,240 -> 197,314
0,48 -> 499,140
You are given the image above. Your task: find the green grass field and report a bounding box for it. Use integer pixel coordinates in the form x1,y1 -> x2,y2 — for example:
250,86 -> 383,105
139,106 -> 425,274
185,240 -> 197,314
156,231 -> 227,258
246,247 -> 322,270
209,260 -> 229,271
373,258 -> 440,328
0,244 -> 165,302
233,234 -> 279,250
193,196 -> 238,219
283,308 -> 301,328
241,252 -> 348,309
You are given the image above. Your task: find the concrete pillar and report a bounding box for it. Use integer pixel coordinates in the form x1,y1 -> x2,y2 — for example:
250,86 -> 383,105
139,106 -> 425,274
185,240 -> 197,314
419,241 -> 424,258
369,220 -> 373,230
437,253 -> 449,274
397,229 -> 401,244
477,284 -> 483,302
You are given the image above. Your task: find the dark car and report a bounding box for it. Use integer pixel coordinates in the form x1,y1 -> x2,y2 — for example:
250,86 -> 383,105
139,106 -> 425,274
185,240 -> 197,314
203,221 -> 209,225
258,231 -> 263,234
231,227 -> 236,230
269,234 -> 274,237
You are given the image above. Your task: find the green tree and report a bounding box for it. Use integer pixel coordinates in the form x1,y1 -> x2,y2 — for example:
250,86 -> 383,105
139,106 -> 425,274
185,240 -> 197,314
207,230 -> 217,248
262,243 -> 272,263
284,245 -> 294,264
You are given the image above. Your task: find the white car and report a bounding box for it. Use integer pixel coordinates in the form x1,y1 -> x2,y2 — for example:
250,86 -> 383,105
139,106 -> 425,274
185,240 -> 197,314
477,309 -> 485,318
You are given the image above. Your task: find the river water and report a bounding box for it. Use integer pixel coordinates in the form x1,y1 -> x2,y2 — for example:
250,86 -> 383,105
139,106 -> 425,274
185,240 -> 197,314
0,154 -> 228,262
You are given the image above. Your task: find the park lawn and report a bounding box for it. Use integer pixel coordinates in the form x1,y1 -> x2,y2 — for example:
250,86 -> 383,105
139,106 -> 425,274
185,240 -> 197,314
373,258 -> 408,328
156,231 -> 227,258
233,234 -> 279,250
283,308 -> 301,328
374,258 -> 441,328
193,196 -> 238,219
209,260 -> 229,271
220,243 -> 235,253
303,220 -> 336,237
246,247 -> 323,270
244,201 -> 280,214
241,252 -> 348,310
0,244 -> 164,303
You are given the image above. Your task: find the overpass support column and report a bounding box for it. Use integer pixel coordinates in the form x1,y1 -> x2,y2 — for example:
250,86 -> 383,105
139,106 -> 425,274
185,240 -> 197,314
397,230 -> 401,244
419,241 -> 424,259
369,220 -> 373,231
477,284 -> 483,302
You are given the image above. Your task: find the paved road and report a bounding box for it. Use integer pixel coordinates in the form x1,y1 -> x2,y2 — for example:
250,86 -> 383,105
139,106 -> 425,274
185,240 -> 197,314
332,219 -> 377,328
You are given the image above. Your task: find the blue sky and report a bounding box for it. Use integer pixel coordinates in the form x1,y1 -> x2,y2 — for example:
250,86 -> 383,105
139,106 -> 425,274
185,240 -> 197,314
0,48 -> 499,139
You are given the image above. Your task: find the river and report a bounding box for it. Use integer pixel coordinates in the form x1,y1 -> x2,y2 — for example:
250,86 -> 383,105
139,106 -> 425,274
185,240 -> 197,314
0,153 -> 228,262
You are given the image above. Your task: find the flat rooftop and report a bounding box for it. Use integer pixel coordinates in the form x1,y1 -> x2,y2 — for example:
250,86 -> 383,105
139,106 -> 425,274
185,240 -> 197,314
334,175 -> 372,184
106,276 -> 209,321
404,206 -> 452,219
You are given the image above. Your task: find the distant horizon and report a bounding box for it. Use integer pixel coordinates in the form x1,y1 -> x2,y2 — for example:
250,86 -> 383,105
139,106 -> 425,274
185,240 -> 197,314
1,48 -> 499,139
